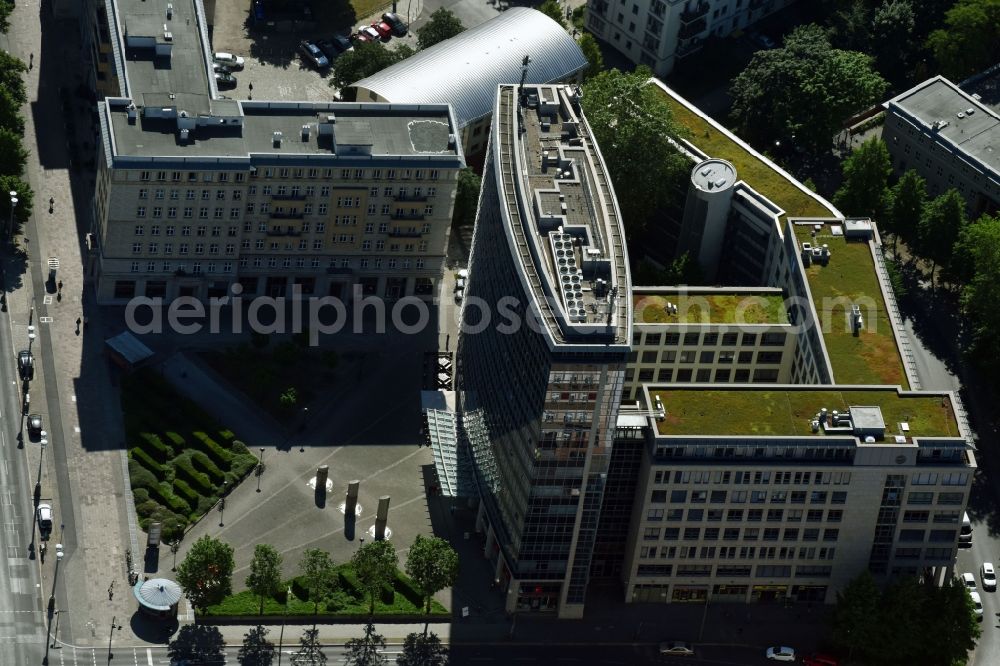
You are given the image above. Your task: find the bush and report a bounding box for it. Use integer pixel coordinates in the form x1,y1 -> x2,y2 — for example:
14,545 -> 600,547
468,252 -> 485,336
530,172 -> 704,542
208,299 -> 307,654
174,456 -> 214,496
230,439 -> 249,455
191,431 -> 232,466
251,331 -> 269,348
133,487 -> 151,505
228,454 -> 257,483
338,568 -> 363,598
379,582 -> 395,605
135,499 -> 160,519
164,431 -> 186,448
172,478 -> 201,512
290,576 -> 310,601
150,482 -> 190,515
393,571 -> 424,608
130,447 -> 163,475
191,451 -> 225,484
218,429 -> 236,444
138,432 -> 173,463
128,459 -> 159,491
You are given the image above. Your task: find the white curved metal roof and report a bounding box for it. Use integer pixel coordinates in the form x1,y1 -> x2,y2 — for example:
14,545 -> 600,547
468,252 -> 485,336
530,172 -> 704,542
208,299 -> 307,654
351,8 -> 587,128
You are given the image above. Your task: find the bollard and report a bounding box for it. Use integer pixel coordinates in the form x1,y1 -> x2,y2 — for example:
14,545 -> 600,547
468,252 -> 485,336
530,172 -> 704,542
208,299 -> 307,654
345,480 -> 360,515
374,496 -> 390,540
316,465 -> 329,491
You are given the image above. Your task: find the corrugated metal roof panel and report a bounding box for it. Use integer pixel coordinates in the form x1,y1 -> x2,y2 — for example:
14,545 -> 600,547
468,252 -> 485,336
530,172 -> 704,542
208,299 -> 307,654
351,8 -> 587,128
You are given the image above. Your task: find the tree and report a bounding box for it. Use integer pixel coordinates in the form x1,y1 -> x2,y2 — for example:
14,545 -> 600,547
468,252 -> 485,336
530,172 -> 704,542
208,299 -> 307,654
869,576 -> 926,665
578,33 -> 604,80
396,632 -> 448,666
292,627 -> 327,666
300,548 -> 339,619
280,387 -> 298,408
921,580 -> 981,665
885,169 -> 927,253
352,541 -> 398,615
955,215 -> 1000,380
927,0 -> 1000,80
827,0 -> 871,51
0,51 -> 27,106
872,0 -> 917,82
452,168 -> 481,228
917,189 -> 967,287
344,622 -> 387,666
580,67 -> 690,236
416,9 -> 465,50
0,0 -> 12,34
0,87 -> 24,136
175,535 -> 235,612
538,0 -> 567,28
405,536 -> 459,620
331,42 -> 416,93
832,137 -> 892,220
730,24 -> 888,152
238,625 -> 276,666
0,175 -> 32,232
830,571 -> 880,661
0,128 -> 28,179
246,544 -> 283,614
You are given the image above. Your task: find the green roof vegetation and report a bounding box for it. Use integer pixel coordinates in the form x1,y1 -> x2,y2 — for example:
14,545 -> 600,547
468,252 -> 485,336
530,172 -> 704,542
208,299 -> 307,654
655,85 -> 908,388
653,388 -> 959,438
634,292 -> 788,324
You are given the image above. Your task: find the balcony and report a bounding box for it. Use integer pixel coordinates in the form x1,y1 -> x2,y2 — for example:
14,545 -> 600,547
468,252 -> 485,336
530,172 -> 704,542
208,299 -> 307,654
388,229 -> 423,238
270,211 -> 304,220
679,1 -> 709,23
271,192 -> 307,201
265,227 -> 302,237
677,17 -> 707,40
394,193 -> 429,203
390,212 -> 426,221
675,37 -> 704,58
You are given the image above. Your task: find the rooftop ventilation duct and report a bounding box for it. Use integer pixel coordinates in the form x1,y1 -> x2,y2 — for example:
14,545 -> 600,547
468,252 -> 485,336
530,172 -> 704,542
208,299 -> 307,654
273,131 -> 283,147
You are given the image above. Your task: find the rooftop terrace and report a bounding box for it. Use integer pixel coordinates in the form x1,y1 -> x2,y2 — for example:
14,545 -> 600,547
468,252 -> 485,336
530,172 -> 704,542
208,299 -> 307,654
651,81 -> 908,387
633,289 -> 788,325
651,386 -> 959,439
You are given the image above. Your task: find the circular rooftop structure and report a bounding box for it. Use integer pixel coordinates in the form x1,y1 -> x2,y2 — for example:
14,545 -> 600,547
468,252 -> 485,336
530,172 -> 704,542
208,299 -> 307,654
134,578 -> 182,615
691,159 -> 737,194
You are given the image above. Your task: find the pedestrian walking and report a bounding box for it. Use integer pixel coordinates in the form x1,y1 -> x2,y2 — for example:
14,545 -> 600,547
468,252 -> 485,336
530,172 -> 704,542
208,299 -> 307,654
108,580 -> 115,600
29,53 -> 33,70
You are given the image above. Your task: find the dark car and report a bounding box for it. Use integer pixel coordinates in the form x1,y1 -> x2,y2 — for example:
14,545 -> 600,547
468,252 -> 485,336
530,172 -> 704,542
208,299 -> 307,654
27,413 -> 43,439
214,71 -> 237,89
298,40 -> 330,68
330,34 -> 354,53
17,350 -> 33,381
382,12 -> 407,37
316,39 -> 342,62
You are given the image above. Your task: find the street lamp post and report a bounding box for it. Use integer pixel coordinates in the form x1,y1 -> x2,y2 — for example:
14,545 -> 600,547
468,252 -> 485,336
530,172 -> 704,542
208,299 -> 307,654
51,609 -> 62,648
42,547 -> 64,665
106,616 -> 122,663
7,190 -> 16,244
48,544 -> 63,612
35,437 -> 48,497
170,539 -> 180,572
256,447 -> 265,492
218,481 -> 227,527
27,325 -> 36,354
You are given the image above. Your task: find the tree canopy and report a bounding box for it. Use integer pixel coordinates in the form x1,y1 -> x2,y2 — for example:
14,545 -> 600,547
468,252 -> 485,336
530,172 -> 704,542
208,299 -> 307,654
538,0 -> 568,27
300,548 -> 339,617
238,625 -> 276,666
416,8 -> 465,50
580,67 -> 690,237
405,536 -> 459,616
397,632 -> 448,666
927,0 -> 1000,80
872,0 -> 917,81
344,622 -> 387,666
917,188 -> 967,286
175,535 -> 235,611
352,541 -> 398,615
730,24 -> 888,152
246,544 -> 283,614
578,33 -> 604,80
954,215 -> 1000,376
885,169 -> 927,251
833,137 -> 892,219
452,168 -> 481,228
331,42 -> 416,93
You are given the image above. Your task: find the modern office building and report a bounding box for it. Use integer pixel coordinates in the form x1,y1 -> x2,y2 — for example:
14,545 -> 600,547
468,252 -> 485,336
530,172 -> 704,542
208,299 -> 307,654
90,0 -> 465,303
350,8 -> 587,160
586,0 -> 796,77
883,75 -> 1000,217
456,83 -> 632,618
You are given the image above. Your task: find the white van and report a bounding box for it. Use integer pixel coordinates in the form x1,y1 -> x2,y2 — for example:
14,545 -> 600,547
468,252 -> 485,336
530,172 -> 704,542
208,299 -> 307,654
213,52 -> 245,70
959,511 -> 973,546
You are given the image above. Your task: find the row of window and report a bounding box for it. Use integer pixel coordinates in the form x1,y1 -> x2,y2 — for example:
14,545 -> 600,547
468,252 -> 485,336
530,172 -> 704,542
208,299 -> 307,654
131,238 -> 431,255
128,256 -> 428,274
654,470 -> 852,486
632,331 -> 787,348
137,168 -> 443,182
133,221 -> 434,237
639,544 -> 837,563
633,349 -> 784,365
635,563 -> 832,579
134,203 -> 436,220
646,507 -> 844,525
629,366 -> 780,383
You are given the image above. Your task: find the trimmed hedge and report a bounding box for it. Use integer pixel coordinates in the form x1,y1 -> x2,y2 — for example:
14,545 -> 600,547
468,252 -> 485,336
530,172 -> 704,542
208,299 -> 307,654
172,478 -> 200,512
192,431 -> 232,466
150,481 -> 190,515
128,459 -> 159,492
174,457 -> 213,496
338,569 -> 362,598
130,447 -> 163,475
191,451 -> 225,485
393,570 -> 424,608
164,431 -> 186,449
138,432 -> 173,463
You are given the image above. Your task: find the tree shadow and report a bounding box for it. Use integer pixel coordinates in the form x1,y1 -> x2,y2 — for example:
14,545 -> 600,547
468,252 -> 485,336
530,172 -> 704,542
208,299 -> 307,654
167,624 -> 226,665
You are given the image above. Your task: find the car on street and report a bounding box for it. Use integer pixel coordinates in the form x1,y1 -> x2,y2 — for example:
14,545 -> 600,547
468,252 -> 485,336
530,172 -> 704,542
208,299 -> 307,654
214,71 -> 237,89
27,413 -> 43,439
17,349 -> 34,380
356,26 -> 381,43
372,21 -> 393,40
298,40 -> 330,69
213,52 -> 245,70
36,503 -> 52,539
962,572 -> 977,589
382,12 -> 408,37
766,646 -> 796,662
658,641 -> 694,656
970,590 -> 984,619
982,562 -> 997,591
455,277 -> 466,292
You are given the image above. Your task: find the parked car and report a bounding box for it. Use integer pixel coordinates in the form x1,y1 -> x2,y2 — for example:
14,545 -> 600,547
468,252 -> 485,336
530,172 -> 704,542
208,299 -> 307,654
962,572 -> 977,589
36,503 -> 52,540
316,39 -> 341,62
212,62 -> 231,74
382,12 -> 408,37
372,21 -> 393,40
455,277 -> 466,292
356,26 -> 381,43
214,72 -> 237,89
330,34 -> 354,53
27,414 -> 43,439
299,40 -> 330,68
970,590 -> 984,620
213,52 -> 245,70
17,349 -> 33,380
658,641 -> 694,656
982,562 -> 997,591
766,646 -> 796,662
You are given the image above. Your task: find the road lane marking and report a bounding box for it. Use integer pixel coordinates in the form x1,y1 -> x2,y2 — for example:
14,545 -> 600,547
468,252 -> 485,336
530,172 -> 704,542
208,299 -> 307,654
147,647 -> 153,665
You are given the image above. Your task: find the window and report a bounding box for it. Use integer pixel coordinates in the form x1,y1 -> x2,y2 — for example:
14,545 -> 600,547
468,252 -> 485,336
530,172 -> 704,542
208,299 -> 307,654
937,492 -> 964,505
908,492 -> 933,505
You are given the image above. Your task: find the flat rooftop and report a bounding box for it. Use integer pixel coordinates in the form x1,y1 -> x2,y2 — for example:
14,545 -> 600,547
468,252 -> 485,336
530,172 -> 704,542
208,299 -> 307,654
494,84 -> 630,344
633,289 -> 788,325
887,76 -> 1000,176
654,83 -> 908,387
651,386 -> 960,439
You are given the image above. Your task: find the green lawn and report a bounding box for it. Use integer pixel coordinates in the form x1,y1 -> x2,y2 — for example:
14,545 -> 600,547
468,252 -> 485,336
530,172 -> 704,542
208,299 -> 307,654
202,567 -> 448,618
634,292 -> 788,325
654,387 -> 959,438
654,84 -> 908,387
122,369 -> 259,539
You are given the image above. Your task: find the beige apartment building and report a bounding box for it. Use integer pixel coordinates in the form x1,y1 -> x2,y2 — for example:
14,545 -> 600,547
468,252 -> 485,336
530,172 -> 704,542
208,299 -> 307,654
90,0 -> 464,304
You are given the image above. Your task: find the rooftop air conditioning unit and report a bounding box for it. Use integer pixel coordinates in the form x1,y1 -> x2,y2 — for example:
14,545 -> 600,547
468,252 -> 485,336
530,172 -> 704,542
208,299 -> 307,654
166,3 -> 173,19
272,131 -> 283,147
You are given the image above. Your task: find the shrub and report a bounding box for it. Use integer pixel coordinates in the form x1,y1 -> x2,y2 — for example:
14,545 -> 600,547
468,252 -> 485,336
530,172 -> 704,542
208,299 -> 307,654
338,568 -> 363,599
218,429 -> 236,444
135,499 -> 160,519
172,478 -> 201,512
228,454 -> 257,482
230,439 -> 249,455
379,582 -> 395,605
393,571 -> 424,608
133,487 -> 151,505
191,451 -> 225,484
290,576 -> 310,601
174,457 -> 214,495
150,482 -> 190,515
251,331 -> 269,348
161,516 -> 187,542
128,459 -> 159,491
191,431 -> 232,466
164,431 -> 186,448
138,432 -> 173,463
130,447 -> 163,475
